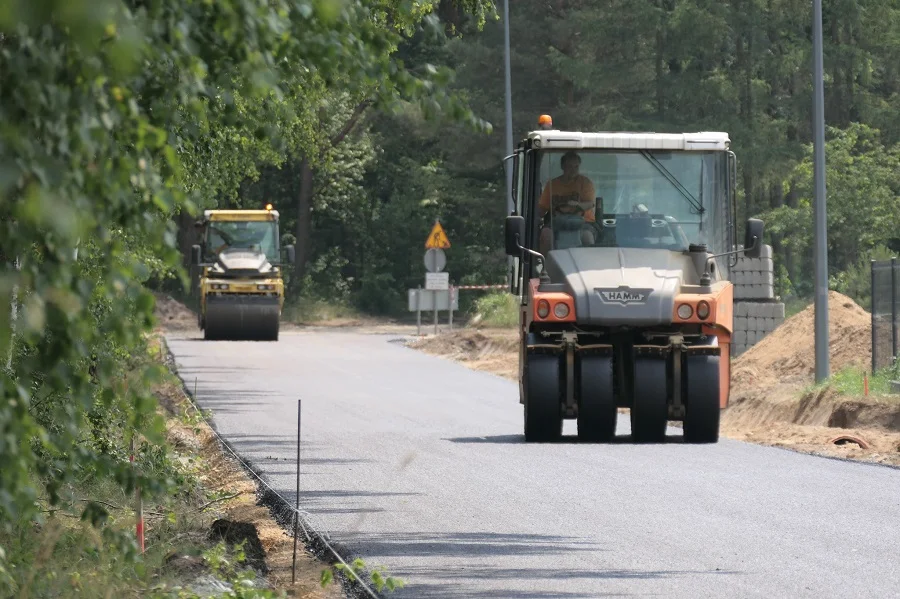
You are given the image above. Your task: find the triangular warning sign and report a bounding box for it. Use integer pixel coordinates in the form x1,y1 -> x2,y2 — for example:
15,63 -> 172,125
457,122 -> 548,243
425,221 -> 451,249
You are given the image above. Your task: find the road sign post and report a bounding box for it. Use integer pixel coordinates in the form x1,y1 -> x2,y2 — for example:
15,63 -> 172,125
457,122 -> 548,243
416,286 -> 422,336
412,220 -> 454,335
449,286 -> 455,331
408,287 -> 458,335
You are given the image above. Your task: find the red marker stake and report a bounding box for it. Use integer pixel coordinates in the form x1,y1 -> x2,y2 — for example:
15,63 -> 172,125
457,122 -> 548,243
131,436 -> 144,553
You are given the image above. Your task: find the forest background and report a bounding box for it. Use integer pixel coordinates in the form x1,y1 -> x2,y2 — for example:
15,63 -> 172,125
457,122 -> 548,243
199,0 -> 900,318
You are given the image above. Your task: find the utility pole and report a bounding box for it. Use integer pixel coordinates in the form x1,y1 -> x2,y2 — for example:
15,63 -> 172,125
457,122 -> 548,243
503,0 -> 513,216
812,0 -> 829,382
502,0 -> 515,284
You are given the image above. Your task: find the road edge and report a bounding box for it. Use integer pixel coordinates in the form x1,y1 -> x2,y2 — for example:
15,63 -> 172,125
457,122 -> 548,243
158,333 -> 392,599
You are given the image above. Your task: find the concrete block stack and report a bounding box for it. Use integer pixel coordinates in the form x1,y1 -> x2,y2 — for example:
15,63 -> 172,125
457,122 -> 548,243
731,243 -> 775,300
729,244 -> 785,356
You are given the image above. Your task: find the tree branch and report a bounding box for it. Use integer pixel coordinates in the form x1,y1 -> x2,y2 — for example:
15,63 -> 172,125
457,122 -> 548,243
327,99 -> 374,149
198,492 -> 244,511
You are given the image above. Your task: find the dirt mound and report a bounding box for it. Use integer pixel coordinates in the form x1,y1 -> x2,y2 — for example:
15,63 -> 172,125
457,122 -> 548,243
153,292 -> 197,331
408,330 -> 519,380
724,291 -> 900,464
732,291 -> 871,392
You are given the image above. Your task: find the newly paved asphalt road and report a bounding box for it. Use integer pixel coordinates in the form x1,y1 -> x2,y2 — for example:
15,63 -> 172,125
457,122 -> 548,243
166,329 -> 900,598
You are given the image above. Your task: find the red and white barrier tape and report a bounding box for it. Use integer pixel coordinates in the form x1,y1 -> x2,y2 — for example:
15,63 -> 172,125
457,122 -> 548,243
454,284 -> 507,290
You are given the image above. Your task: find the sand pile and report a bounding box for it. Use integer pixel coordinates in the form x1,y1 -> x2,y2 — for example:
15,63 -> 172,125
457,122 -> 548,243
725,291 -> 900,444
731,291 -> 871,393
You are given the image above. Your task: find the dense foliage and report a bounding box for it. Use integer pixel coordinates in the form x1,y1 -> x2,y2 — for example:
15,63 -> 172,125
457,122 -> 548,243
0,0 -> 494,581
241,0 -> 900,313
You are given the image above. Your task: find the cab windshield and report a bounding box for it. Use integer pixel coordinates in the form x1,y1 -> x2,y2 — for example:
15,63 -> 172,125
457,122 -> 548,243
205,220 -> 279,261
533,149 -> 730,254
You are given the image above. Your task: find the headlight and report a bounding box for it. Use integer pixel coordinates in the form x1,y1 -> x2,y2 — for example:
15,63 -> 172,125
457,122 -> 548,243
553,302 -> 569,319
210,283 -> 229,291
677,303 -> 693,319
696,301 -> 710,320
257,284 -> 275,291
537,300 -> 550,319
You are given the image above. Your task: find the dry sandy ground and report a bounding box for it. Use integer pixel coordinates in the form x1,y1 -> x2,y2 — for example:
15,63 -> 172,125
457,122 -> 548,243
409,292 -> 900,468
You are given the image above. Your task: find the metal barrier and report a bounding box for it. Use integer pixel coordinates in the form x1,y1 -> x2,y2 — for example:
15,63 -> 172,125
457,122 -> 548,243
871,258 -> 899,371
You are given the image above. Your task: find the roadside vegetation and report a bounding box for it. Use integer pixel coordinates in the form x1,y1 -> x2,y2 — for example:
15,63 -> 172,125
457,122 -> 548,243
0,336 -> 271,598
0,0 -> 494,594
5,0 -> 900,594
470,292 -> 519,328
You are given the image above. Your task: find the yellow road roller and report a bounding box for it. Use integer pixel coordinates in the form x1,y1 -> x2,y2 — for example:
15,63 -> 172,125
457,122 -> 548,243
191,205 -> 295,341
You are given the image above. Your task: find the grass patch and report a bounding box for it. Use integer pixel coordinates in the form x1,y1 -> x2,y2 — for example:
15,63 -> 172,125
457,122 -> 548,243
471,292 -> 519,328
282,294 -> 362,324
809,364 -> 900,398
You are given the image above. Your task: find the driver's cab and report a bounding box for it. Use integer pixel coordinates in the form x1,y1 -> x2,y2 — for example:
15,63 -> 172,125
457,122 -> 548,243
537,150 -> 696,252
507,118 -> 738,293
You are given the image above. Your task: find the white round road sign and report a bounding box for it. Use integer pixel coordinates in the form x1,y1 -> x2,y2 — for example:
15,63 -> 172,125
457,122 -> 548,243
424,248 -> 446,273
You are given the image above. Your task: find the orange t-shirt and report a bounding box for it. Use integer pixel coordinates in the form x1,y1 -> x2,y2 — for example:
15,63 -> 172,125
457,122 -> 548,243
538,175 -> 596,222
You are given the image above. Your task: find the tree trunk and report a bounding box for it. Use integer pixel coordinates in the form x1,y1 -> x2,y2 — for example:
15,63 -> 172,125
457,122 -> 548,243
294,158 -> 314,282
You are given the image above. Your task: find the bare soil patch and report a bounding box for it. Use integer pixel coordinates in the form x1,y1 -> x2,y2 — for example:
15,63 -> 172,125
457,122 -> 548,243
724,290 -> 900,465
407,293 -> 900,466
153,292 -> 198,331
409,328 -> 520,380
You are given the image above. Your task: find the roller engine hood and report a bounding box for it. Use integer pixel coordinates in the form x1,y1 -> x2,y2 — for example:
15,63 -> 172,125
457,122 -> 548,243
210,248 -> 274,277
543,247 -> 702,326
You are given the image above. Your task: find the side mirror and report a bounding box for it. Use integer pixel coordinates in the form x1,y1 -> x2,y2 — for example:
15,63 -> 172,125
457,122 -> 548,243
743,218 -> 764,259
191,244 -> 201,265
284,244 -> 296,265
505,215 -> 525,256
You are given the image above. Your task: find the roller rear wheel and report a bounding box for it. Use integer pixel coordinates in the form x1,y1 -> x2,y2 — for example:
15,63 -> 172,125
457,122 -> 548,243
524,353 -> 563,442
630,357 -> 668,443
577,355 -> 617,442
683,355 -> 720,443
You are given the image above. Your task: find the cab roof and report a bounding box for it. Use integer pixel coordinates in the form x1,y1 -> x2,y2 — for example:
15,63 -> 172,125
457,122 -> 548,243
204,209 -> 279,221
526,130 -> 730,152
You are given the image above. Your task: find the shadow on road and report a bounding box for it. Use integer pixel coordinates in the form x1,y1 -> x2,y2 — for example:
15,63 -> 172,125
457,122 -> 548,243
335,532 -> 737,598
394,565 -> 736,598
343,531 -> 600,558
444,434 -> 687,445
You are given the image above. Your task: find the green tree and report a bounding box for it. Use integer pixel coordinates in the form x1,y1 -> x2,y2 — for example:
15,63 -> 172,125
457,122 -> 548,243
0,0 -> 496,549
761,122 -> 900,301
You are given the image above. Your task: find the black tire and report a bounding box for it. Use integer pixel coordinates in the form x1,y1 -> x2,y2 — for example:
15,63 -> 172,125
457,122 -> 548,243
630,357 -> 668,443
683,355 -> 721,443
203,315 -> 218,340
577,355 -> 617,442
268,320 -> 280,342
524,353 -> 563,442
